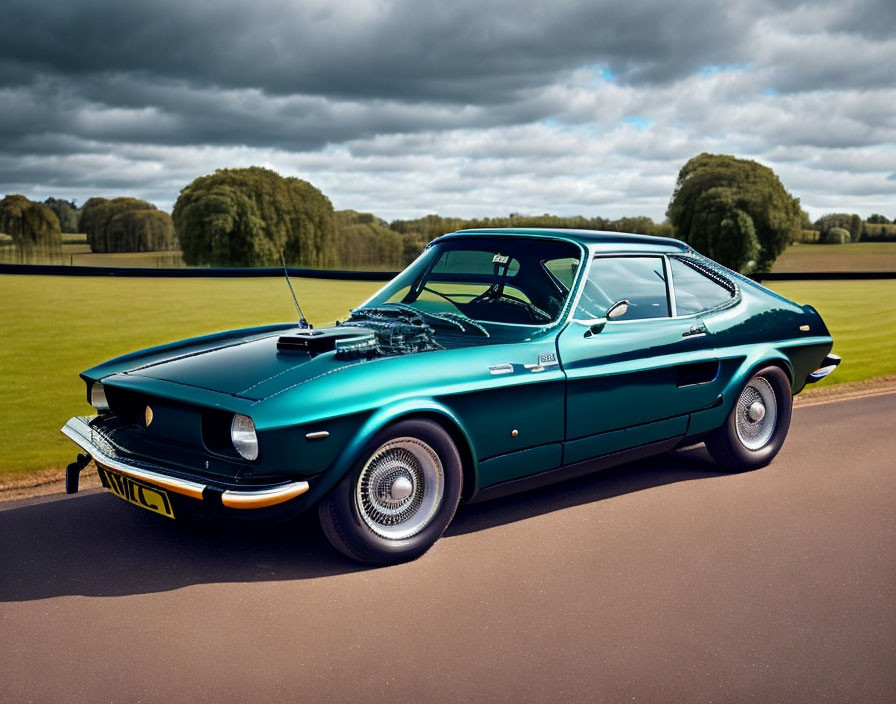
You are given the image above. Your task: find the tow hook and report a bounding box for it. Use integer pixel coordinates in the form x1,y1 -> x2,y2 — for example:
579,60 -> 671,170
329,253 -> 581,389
65,453 -> 91,494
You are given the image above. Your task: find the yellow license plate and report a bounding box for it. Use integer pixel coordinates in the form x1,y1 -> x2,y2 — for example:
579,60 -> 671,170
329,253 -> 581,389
97,465 -> 175,519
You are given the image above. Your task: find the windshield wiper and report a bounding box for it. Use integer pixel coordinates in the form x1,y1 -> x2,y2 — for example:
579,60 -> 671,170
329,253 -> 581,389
433,311 -> 490,337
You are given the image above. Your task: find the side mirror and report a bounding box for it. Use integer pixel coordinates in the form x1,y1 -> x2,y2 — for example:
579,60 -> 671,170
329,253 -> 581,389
578,300 -> 630,337
606,299 -> 629,320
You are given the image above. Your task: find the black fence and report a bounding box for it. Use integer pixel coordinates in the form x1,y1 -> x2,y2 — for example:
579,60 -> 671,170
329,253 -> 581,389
0,263 -> 397,281
1,262 -> 894,282
749,271 -> 896,282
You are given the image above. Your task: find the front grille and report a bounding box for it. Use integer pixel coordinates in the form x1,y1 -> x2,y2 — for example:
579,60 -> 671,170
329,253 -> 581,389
105,387 -> 203,449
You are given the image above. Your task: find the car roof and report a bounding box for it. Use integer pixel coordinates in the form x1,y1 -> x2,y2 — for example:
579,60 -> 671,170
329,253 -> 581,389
437,227 -> 691,253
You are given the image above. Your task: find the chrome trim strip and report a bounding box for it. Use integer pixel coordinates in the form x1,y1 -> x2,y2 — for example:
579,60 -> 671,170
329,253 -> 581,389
61,417 -> 207,500
221,482 -> 310,509
489,363 -> 514,375
305,431 -> 330,440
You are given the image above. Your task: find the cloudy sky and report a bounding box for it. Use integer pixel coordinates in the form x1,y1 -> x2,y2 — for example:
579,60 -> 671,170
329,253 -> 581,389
1,0 -> 894,221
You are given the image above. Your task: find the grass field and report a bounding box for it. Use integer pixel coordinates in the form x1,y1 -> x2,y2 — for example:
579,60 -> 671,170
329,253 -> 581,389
1,275 -> 893,478
0,275 -> 382,477
772,242 -> 896,272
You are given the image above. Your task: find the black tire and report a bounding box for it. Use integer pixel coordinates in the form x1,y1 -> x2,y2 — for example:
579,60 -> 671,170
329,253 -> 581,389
318,419 -> 463,565
705,365 -> 793,472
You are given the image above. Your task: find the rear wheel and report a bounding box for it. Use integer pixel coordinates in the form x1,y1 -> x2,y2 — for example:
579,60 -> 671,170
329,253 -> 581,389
706,366 -> 793,471
318,419 -> 463,564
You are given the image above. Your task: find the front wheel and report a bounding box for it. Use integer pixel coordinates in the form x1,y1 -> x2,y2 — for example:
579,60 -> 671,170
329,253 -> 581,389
318,419 -> 463,564
705,366 -> 793,472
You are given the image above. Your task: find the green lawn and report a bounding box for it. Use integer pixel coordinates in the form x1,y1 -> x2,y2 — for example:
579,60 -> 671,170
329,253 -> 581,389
0,275 -> 382,478
768,280 -> 896,385
1,275 -> 893,478
773,242 -> 896,272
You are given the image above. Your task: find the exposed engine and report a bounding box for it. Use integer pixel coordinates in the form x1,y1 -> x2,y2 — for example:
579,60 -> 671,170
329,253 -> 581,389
277,307 -> 443,360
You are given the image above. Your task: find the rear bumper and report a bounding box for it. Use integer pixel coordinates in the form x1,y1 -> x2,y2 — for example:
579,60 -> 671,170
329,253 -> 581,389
806,353 -> 842,383
61,416 -> 310,510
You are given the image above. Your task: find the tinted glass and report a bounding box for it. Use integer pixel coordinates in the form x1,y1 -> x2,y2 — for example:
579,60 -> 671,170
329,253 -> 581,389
670,257 -> 734,315
364,237 -> 582,325
575,256 -> 670,320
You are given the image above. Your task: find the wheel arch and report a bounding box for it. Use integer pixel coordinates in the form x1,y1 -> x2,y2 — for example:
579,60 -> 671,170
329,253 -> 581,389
730,350 -> 795,398
748,355 -> 794,387
326,399 -> 480,503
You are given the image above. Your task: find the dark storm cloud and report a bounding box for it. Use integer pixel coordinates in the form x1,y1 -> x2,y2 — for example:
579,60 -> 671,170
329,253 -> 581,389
0,0 -> 894,219
826,0 -> 896,39
1,0 -> 769,101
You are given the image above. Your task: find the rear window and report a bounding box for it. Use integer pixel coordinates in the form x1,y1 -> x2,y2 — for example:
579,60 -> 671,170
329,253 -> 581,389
670,257 -> 735,315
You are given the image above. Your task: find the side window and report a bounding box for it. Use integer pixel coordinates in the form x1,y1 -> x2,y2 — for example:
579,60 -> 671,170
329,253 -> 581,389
575,256 -> 670,321
670,258 -> 735,315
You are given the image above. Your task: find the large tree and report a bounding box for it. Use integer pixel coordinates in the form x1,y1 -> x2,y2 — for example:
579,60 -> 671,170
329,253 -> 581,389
814,213 -> 863,242
0,194 -> 62,249
104,209 -> 177,252
172,167 -> 336,267
333,211 -> 406,269
43,197 -> 80,233
79,197 -> 177,252
667,153 -> 802,272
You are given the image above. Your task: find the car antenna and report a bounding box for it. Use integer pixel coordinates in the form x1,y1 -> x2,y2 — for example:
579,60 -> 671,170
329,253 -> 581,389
280,250 -> 311,329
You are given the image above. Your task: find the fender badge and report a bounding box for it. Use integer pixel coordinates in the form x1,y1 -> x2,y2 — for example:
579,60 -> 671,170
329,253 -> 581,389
524,353 -> 559,373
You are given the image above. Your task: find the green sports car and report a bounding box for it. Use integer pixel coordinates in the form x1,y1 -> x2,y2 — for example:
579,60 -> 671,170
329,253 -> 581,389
62,228 -> 839,564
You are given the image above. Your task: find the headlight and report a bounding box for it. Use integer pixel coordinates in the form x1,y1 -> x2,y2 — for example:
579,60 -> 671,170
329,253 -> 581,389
90,381 -> 110,411
231,414 -> 259,461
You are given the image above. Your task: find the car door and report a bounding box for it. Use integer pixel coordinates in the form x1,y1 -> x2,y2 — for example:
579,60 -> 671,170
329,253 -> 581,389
557,254 -> 726,464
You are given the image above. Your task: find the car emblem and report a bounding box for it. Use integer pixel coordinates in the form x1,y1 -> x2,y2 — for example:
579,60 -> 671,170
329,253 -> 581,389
524,353 -> 559,373
145,405 -> 154,428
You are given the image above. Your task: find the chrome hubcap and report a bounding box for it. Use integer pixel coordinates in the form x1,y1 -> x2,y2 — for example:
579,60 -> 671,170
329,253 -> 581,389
736,376 -> 777,451
388,476 -> 413,502
747,401 -> 766,422
356,437 -> 444,540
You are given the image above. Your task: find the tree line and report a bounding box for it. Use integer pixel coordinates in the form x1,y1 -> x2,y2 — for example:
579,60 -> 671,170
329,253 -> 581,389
2,157 -> 894,273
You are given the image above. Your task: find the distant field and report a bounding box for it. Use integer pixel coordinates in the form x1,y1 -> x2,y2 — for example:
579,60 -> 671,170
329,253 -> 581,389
772,242 -> 896,272
4,239 -> 896,273
0,242 -> 186,268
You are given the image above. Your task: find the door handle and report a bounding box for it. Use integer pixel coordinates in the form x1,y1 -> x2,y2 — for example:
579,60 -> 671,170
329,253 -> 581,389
682,324 -> 708,338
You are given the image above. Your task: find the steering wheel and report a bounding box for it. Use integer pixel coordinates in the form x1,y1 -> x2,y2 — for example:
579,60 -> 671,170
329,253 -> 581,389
469,288 -> 553,323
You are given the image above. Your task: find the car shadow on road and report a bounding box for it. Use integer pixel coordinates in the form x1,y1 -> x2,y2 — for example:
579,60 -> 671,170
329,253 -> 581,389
447,444 -> 720,536
0,446 -> 721,602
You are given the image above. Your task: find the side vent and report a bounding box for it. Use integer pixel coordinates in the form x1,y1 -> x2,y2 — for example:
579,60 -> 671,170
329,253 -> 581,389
676,361 -> 720,387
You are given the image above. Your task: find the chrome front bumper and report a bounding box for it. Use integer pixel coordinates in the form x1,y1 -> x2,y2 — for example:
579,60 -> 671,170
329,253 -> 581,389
61,416 -> 310,509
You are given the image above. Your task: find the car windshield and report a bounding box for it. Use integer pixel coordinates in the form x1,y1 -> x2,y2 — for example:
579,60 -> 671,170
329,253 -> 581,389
357,237 -> 583,328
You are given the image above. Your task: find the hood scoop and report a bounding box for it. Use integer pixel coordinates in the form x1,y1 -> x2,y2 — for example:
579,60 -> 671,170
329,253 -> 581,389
277,327 -> 377,359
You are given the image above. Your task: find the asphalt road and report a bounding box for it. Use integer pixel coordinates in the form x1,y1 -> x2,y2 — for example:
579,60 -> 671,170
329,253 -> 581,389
1,394 -> 894,704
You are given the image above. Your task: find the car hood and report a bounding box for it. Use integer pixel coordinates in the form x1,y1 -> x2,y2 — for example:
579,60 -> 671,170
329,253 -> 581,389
126,333 -> 364,401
